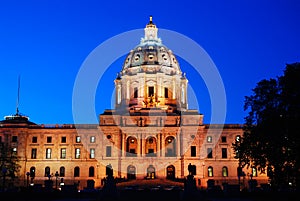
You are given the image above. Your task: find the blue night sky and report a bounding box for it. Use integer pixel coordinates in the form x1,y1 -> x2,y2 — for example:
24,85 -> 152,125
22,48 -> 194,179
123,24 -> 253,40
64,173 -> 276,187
0,0 -> 299,125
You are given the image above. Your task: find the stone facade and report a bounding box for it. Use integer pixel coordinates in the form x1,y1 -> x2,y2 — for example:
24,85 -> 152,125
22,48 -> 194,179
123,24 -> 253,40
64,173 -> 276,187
0,17 -> 268,190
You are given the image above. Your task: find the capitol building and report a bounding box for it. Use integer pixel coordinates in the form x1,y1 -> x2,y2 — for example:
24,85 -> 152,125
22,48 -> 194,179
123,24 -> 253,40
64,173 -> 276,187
0,17 -> 268,190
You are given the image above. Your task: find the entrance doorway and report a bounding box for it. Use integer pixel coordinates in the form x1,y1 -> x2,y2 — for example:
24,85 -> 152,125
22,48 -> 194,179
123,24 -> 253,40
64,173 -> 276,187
166,165 -> 175,180
127,165 -> 136,180
147,165 -> 155,179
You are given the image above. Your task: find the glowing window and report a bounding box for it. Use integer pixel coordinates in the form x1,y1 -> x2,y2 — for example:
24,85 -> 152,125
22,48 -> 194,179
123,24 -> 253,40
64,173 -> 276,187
75,148 -> 81,159
222,166 -> 228,177
46,148 -> 51,159
90,136 -> 95,143
61,148 -> 66,159
90,148 -> 95,159
208,166 -> 213,177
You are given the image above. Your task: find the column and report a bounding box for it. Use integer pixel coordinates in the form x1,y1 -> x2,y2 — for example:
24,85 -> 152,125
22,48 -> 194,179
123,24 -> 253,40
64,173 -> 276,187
140,133 -> 144,156
137,134 -> 141,157
161,133 -> 165,157
157,133 -> 161,157
122,133 -> 126,157
172,80 -> 176,99
176,129 -> 181,157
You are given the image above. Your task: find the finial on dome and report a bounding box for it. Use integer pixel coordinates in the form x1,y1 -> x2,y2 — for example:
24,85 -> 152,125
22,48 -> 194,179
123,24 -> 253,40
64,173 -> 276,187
146,15 -> 155,27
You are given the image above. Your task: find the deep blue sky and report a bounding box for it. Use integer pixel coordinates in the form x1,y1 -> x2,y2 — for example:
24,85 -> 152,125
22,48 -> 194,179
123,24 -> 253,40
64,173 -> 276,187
0,0 -> 299,125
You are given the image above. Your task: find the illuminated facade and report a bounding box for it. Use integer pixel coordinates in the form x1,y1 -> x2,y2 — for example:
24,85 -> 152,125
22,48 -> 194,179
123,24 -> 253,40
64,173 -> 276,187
0,17 -> 268,190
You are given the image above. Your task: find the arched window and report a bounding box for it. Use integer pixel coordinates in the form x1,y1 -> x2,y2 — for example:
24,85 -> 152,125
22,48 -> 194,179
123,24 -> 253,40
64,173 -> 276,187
30,167 -> 35,178
126,136 -> 138,157
89,166 -> 95,177
44,166 -> 50,177
59,166 -> 65,177
74,166 -> 80,177
146,136 -> 157,157
165,136 -> 176,157
208,166 -> 213,177
181,85 -> 185,104
117,86 -> 121,104
222,166 -> 228,177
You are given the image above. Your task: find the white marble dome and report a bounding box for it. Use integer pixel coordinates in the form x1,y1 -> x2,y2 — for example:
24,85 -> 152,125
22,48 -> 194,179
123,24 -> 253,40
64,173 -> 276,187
120,17 -> 182,76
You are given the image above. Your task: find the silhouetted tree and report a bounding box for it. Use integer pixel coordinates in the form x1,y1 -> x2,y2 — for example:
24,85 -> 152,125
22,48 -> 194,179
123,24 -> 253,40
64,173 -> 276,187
233,62 -> 300,191
0,140 -> 21,190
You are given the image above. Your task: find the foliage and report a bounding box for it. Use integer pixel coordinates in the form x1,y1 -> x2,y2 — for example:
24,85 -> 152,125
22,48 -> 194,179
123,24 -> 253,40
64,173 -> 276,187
232,62 -> 300,190
0,140 -> 21,188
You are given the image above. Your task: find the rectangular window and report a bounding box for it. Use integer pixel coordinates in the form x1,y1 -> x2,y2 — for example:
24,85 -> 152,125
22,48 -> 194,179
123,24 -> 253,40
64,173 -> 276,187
207,136 -> 212,143
61,136 -> 66,143
12,136 -> 18,142
90,148 -> 95,159
31,148 -> 37,159
148,86 -> 154,97
61,148 -> 66,159
191,146 -> 196,157
106,146 -> 111,157
221,136 -> 227,143
32,136 -> 37,143
46,148 -> 52,159
164,87 -> 168,98
76,136 -> 81,143
207,148 -> 213,158
75,148 -> 81,159
90,136 -> 95,143
222,148 -> 227,158
47,136 -> 52,143
147,149 -> 156,157
134,87 -> 138,98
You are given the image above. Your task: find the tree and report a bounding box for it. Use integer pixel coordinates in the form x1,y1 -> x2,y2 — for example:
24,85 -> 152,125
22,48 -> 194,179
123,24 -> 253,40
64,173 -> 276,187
0,140 -> 21,190
233,62 -> 300,191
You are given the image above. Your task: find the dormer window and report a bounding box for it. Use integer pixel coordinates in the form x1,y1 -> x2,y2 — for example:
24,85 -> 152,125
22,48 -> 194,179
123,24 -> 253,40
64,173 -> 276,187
162,54 -> 168,61
173,57 -> 177,64
134,54 -> 140,62
148,54 -> 154,61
